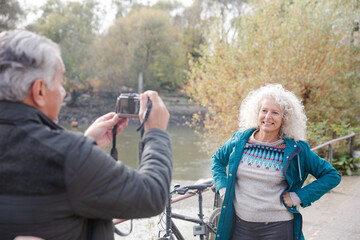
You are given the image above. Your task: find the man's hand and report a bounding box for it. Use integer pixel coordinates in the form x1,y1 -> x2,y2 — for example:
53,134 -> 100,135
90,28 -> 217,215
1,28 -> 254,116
139,91 -> 169,131
84,112 -> 128,149
282,192 -> 294,207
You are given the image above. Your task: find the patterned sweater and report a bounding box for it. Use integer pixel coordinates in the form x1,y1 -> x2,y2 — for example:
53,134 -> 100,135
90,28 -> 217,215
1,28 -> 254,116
233,133 -> 295,222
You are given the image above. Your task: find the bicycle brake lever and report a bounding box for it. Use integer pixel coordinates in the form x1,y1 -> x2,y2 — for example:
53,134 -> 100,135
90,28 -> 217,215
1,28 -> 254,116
170,183 -> 181,194
176,187 -> 189,195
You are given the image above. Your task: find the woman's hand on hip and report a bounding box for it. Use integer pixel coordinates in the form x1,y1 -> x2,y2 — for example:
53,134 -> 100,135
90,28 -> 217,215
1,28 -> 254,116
282,192 -> 294,207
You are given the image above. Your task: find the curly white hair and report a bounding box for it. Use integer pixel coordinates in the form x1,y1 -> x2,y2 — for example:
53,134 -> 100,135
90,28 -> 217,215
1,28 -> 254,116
239,84 -> 307,141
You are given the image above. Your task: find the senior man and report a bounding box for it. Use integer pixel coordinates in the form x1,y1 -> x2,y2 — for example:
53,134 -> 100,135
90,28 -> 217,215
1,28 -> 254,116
0,30 -> 172,240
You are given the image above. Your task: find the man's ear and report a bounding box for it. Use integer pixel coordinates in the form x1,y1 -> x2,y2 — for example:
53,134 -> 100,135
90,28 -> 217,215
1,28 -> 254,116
28,79 -> 47,107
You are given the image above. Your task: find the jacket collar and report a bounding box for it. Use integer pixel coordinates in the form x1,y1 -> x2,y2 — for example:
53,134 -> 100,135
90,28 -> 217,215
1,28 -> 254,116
240,128 -> 257,141
0,101 -> 62,130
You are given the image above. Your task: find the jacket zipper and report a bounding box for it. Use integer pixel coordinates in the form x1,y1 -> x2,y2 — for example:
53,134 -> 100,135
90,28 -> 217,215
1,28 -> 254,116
284,146 -> 303,240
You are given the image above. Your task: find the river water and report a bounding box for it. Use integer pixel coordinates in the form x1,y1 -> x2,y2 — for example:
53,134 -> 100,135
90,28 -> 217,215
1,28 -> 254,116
65,124 -> 215,239
69,124 -> 213,181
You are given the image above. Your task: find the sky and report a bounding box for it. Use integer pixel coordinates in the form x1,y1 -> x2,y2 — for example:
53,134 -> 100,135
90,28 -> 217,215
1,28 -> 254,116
19,0 -> 166,9
18,0 -> 109,31
18,0 -> 193,32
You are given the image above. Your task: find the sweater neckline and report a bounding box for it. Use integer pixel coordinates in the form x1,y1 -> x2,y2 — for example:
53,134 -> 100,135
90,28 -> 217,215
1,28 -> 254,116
250,130 -> 284,146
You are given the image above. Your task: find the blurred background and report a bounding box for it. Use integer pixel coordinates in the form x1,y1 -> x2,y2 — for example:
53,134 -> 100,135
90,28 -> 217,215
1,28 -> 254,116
2,0 -> 359,179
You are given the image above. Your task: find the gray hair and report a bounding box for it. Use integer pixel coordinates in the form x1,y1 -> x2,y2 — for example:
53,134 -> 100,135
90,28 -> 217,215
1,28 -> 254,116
0,30 -> 63,101
239,84 -> 308,141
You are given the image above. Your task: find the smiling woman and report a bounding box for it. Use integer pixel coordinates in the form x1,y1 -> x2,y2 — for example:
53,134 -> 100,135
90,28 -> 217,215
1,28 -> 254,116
211,84 -> 341,240
239,84 -> 307,142
256,98 -> 283,142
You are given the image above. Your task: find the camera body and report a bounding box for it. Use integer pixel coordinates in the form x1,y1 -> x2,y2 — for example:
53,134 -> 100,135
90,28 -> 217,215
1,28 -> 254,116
116,93 -> 140,118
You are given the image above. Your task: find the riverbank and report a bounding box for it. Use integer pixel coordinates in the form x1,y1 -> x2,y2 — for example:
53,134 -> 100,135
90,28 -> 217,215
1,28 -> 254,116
58,92 -> 206,127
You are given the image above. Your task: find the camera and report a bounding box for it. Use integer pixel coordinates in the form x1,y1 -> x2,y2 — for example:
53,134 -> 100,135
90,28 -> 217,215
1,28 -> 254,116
116,93 -> 140,118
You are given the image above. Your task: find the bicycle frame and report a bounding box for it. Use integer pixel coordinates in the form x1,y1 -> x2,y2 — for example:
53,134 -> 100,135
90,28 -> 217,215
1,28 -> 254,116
113,180 -> 218,240
160,181 -> 217,240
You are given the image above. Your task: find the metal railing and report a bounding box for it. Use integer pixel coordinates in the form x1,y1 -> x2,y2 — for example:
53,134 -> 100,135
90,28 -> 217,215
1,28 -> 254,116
311,132 -> 356,165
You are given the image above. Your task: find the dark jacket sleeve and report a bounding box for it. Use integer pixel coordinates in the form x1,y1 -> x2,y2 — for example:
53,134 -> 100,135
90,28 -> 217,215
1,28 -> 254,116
64,128 -> 172,220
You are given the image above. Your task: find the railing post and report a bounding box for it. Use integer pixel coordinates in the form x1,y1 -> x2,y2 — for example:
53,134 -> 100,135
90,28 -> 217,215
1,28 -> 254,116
328,143 -> 333,165
350,135 -> 355,164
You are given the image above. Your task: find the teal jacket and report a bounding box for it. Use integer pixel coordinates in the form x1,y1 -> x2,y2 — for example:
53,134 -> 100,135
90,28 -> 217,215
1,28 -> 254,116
211,128 -> 341,240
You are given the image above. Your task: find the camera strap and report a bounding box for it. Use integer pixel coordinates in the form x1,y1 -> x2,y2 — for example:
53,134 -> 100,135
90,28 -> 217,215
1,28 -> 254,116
109,98 -> 152,237
110,125 -> 118,160
110,98 -> 152,237
137,98 -> 152,163
136,97 -> 152,138
110,97 -> 152,161
110,124 -> 133,237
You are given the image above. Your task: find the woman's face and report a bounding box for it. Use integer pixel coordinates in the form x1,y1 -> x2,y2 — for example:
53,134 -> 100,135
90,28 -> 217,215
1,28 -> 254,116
258,98 -> 283,136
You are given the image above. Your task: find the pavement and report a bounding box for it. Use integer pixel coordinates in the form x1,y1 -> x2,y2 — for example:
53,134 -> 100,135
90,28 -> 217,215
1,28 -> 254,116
301,175 -> 360,240
115,176 -> 360,240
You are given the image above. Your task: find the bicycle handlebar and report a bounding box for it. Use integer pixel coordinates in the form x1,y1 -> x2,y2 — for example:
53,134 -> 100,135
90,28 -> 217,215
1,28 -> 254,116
113,178 -> 215,225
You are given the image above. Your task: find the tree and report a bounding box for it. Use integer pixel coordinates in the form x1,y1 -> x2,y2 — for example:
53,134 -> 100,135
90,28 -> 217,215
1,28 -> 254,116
96,7 -> 185,92
173,0 -> 247,70
28,0 -> 101,105
153,0 -> 182,12
185,0 -> 359,153
0,0 -> 24,31
175,0 -> 207,60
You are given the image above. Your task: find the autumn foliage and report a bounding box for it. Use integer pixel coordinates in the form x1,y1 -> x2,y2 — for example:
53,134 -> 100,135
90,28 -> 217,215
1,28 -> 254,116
185,0 -> 359,153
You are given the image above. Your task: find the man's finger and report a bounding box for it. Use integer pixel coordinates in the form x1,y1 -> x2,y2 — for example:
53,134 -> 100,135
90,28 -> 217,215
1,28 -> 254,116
116,118 -> 128,135
94,112 -> 116,123
146,90 -> 159,103
139,93 -> 149,121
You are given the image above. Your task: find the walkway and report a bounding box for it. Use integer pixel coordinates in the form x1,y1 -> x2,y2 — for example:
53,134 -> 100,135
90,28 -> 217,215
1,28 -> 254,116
302,175 -> 360,240
114,176 -> 360,239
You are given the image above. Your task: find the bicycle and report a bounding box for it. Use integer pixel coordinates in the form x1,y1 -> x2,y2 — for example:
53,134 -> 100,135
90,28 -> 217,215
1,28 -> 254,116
157,178 -> 222,240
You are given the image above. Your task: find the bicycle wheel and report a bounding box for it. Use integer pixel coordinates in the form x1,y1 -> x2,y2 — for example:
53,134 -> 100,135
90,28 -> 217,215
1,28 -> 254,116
205,208 -> 222,240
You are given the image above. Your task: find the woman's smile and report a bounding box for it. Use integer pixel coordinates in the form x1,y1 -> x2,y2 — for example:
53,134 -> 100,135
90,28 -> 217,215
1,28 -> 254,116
257,98 -> 283,139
